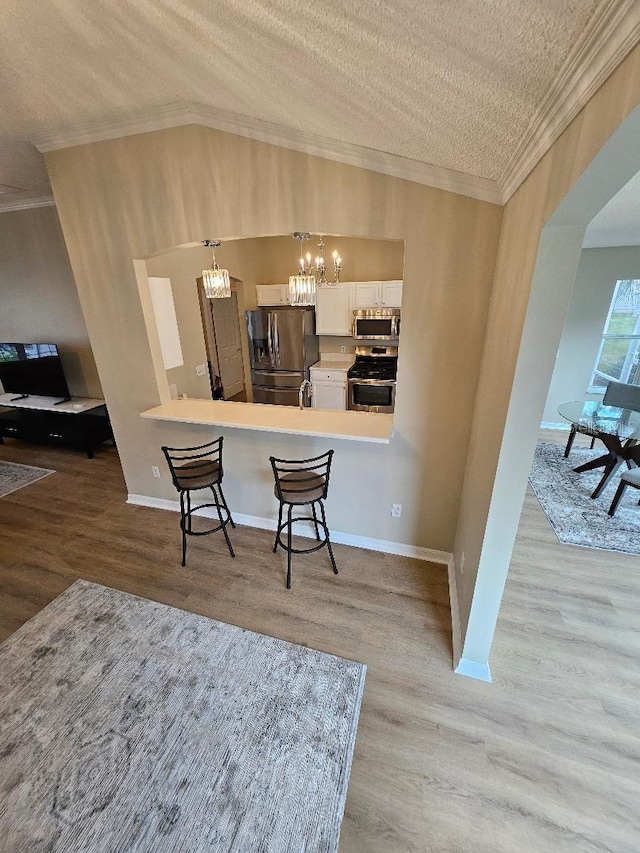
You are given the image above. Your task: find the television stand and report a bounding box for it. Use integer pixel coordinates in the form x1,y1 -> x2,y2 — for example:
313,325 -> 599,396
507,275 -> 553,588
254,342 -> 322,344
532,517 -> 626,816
0,394 -> 113,458
53,397 -> 72,405
9,394 -> 29,402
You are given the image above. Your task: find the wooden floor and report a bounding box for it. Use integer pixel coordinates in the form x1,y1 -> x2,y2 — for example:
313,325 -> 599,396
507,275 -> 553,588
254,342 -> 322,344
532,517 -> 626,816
1,431 -> 639,852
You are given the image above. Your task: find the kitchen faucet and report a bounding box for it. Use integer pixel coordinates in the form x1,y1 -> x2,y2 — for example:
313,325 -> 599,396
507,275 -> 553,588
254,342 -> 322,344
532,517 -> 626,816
299,379 -> 312,410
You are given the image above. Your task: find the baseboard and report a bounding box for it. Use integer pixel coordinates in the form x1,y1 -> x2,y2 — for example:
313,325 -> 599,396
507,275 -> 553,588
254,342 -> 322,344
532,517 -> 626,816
447,555 -> 493,683
541,421 -> 570,431
126,494 -> 451,565
447,557 -> 462,670
454,658 -> 492,683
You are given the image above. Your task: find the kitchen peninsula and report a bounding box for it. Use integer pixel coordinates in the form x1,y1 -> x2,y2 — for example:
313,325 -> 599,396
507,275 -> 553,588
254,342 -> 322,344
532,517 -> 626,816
141,398 -> 393,443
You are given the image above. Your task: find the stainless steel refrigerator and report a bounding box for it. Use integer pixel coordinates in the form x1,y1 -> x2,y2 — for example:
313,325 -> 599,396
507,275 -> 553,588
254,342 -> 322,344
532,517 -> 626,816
246,307 -> 319,406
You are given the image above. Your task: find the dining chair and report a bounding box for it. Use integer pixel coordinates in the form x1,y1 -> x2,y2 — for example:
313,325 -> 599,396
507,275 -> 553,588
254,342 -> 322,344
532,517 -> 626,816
602,380 -> 640,412
270,449 -> 338,589
607,444 -> 640,516
161,437 -> 235,564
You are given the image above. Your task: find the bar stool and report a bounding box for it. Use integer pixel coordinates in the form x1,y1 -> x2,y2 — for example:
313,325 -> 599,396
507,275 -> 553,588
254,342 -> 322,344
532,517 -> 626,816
270,450 -> 338,589
161,437 -> 235,564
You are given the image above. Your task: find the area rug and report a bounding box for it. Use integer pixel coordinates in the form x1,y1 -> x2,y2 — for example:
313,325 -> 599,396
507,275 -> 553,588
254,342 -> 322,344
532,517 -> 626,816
528,441 -> 639,555
0,580 -> 366,852
0,459 -> 54,498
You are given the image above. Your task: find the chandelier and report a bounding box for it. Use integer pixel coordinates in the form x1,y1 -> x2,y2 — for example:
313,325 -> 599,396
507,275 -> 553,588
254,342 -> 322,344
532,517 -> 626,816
289,232 -> 342,305
311,234 -> 342,287
289,233 -> 316,306
202,240 -> 231,299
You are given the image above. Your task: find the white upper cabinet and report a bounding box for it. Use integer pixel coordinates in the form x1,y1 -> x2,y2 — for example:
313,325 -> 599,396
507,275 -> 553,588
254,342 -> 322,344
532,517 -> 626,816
380,280 -> 403,307
353,280 -> 403,308
315,283 -> 353,336
256,284 -> 290,306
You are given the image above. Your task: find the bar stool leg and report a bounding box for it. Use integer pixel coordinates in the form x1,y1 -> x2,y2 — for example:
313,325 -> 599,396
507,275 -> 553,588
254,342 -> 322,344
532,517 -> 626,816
319,500 -> 338,574
311,502 -> 321,541
286,503 -> 293,589
218,483 -> 236,528
179,491 -> 187,566
212,485 -> 235,558
273,502 -> 283,553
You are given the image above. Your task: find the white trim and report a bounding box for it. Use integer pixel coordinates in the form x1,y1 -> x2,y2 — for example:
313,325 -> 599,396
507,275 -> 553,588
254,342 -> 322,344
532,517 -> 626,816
126,493 -> 451,565
498,1 -> 640,201
540,421 -> 571,431
454,657 -> 492,683
447,556 -> 462,670
32,101 -> 502,205
0,196 -> 55,213
448,550 -> 493,682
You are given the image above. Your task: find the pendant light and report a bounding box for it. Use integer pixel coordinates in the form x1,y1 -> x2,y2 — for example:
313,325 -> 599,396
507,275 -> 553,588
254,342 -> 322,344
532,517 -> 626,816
202,240 -> 231,299
289,232 -> 316,306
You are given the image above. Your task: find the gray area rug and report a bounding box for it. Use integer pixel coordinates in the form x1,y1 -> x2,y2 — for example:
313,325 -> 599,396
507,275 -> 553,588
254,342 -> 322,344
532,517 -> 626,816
529,441 -> 639,555
0,460 -> 54,498
0,580 -> 366,852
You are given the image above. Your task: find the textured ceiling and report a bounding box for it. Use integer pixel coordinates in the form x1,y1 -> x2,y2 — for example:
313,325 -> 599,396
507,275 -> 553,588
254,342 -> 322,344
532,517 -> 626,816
0,0 -> 618,205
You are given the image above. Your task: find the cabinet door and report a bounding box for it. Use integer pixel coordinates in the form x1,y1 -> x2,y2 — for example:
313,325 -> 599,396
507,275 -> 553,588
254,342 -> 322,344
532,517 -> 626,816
315,284 -> 353,335
380,280 -> 403,307
353,282 -> 380,308
312,381 -> 347,411
256,284 -> 288,306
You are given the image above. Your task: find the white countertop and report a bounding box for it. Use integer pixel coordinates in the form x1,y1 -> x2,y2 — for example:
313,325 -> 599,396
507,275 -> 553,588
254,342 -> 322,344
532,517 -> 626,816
141,399 -> 393,443
0,394 -> 105,414
309,357 -> 354,373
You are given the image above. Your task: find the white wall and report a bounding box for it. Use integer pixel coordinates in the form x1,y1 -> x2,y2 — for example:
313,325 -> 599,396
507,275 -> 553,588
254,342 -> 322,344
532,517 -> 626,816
543,246 -> 640,423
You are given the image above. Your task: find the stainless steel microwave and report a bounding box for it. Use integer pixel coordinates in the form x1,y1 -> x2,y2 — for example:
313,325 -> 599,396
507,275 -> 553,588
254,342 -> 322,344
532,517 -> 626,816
352,308 -> 400,341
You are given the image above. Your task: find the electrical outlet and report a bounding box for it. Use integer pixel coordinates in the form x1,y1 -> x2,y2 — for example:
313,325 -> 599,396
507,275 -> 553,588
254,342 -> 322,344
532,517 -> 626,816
151,466 -> 161,478
195,364 -> 207,377
459,551 -> 465,573
391,503 -> 402,518
340,345 -> 347,353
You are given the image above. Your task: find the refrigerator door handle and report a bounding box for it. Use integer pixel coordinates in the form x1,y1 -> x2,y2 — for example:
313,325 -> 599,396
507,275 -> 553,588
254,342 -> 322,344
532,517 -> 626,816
273,313 -> 280,368
267,313 -> 275,368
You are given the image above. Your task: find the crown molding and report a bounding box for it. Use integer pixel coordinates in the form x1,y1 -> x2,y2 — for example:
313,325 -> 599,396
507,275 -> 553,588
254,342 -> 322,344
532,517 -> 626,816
498,0 -> 640,202
0,195 -> 55,213
32,102 -> 502,205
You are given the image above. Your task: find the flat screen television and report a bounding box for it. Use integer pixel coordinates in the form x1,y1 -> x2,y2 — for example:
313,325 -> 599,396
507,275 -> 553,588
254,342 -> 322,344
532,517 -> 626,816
0,343 -> 71,400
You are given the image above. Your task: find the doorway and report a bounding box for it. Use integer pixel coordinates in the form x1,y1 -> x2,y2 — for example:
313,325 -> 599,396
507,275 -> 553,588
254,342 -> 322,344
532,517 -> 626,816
197,279 -> 246,401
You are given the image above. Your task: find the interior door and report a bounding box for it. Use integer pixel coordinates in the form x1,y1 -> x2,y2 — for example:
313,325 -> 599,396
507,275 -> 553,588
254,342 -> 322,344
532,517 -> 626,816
210,292 -> 245,399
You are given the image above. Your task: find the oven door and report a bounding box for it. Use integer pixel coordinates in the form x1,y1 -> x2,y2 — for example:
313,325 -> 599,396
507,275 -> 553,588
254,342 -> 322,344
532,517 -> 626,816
348,379 -> 396,413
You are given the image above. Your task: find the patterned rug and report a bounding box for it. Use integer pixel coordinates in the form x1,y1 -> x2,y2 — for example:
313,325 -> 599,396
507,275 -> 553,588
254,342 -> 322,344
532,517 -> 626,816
528,441 -> 639,555
0,581 -> 366,852
0,459 -> 54,498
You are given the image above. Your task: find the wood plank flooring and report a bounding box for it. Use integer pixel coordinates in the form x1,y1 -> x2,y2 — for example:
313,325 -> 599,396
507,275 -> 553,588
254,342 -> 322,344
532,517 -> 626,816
1,431 -> 639,852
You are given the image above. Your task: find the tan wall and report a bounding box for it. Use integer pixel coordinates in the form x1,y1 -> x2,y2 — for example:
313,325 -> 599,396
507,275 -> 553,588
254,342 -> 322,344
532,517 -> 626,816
0,205 -> 101,398
45,127 -> 502,552
454,43 -> 640,660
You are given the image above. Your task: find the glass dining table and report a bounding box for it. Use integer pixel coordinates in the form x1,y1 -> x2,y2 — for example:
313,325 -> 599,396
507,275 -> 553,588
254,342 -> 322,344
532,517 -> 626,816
558,400 -> 640,498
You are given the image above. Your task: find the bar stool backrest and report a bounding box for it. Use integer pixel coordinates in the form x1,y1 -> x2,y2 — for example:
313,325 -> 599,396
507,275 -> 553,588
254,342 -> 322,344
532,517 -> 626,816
603,381 -> 640,412
161,437 -> 224,491
270,450 -> 334,504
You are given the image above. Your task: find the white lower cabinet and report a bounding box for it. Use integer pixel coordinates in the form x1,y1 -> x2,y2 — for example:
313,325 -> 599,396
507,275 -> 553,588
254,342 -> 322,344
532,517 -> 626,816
310,367 -> 349,411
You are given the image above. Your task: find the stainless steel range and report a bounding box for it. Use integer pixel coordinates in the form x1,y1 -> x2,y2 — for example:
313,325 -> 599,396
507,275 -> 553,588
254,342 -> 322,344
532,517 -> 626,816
347,345 -> 398,413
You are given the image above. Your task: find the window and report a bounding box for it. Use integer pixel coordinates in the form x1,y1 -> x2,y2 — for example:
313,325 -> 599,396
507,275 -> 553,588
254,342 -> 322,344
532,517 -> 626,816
589,279 -> 640,392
